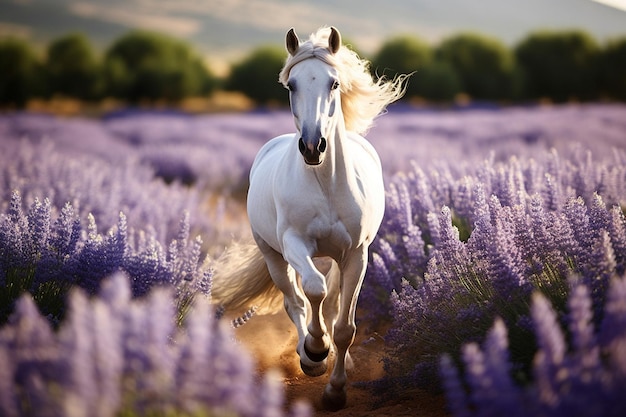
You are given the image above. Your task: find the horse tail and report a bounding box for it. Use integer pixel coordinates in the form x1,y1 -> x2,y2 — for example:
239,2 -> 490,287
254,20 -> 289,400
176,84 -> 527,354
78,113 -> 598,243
211,240 -> 283,314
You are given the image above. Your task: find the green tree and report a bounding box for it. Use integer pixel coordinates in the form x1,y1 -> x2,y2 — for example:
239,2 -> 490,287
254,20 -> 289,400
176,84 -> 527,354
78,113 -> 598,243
46,33 -> 101,100
515,30 -> 599,101
0,38 -> 44,108
437,32 -> 517,100
597,37 -> 626,101
104,31 -> 215,102
372,35 -> 432,98
413,61 -> 462,102
225,45 -> 287,105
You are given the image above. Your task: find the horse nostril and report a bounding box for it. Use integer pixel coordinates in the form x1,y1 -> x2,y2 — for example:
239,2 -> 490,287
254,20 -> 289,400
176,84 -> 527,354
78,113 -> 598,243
318,137 -> 327,153
298,137 -> 306,155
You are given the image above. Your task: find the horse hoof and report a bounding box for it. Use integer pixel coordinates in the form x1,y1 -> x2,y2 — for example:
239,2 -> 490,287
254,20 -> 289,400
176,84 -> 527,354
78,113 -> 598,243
300,342 -> 329,376
300,359 -> 327,377
304,343 -> 330,363
322,385 -> 347,411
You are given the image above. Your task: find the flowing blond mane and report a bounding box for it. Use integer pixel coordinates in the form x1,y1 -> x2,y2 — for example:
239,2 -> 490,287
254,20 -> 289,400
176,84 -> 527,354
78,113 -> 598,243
279,27 -> 408,135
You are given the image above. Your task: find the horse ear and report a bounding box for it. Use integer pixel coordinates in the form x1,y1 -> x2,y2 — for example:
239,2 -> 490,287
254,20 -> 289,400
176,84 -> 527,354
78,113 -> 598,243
328,27 -> 341,54
286,28 -> 299,55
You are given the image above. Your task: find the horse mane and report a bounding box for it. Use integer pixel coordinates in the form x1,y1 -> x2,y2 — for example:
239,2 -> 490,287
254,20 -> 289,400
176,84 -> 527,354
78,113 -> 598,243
279,27 -> 408,135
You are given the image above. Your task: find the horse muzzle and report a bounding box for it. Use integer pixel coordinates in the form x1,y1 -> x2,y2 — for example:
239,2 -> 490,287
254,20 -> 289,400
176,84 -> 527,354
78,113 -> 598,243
298,136 -> 327,165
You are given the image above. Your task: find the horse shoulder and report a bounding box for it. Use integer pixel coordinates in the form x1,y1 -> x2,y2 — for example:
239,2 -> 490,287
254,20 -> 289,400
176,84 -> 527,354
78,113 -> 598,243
343,132 -> 385,242
250,134 -> 295,177
345,131 -> 382,169
248,134 -> 297,248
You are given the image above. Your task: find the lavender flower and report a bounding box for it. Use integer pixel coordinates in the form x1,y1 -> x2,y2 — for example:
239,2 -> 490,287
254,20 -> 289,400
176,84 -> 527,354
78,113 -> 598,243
0,132 -> 217,247
0,274 -> 312,417
366,140 -> 626,397
441,277 -> 626,417
0,191 -> 213,325
460,319 -> 526,417
2,104 -> 626,414
439,354 -> 471,417
0,294 -> 61,416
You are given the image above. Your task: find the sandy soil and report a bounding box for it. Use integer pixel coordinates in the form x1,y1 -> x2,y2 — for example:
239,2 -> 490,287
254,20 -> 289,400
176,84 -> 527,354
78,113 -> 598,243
232,309 -> 449,417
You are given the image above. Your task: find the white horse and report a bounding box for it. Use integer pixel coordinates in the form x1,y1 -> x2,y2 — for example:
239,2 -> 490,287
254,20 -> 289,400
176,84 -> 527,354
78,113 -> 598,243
212,27 -> 406,410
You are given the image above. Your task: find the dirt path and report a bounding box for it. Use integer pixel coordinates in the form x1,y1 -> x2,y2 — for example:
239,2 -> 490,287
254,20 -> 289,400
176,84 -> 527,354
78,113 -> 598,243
232,310 -> 449,417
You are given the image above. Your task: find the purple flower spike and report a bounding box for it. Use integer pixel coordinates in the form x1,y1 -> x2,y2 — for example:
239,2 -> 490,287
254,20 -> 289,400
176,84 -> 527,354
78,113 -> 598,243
0,275 -> 311,417
442,277 -> 626,417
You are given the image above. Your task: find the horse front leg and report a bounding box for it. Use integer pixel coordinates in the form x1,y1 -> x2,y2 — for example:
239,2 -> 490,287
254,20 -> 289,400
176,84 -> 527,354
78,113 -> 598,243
282,230 -> 331,377
323,246 -> 368,410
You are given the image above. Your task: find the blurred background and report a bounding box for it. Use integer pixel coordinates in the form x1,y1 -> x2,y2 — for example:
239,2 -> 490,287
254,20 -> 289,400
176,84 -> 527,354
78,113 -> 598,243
1,0 -> 626,113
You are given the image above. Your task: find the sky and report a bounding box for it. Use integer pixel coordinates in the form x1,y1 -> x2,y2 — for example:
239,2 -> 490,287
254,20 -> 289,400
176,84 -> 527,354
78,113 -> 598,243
1,0 -> 626,73
593,0 -> 626,12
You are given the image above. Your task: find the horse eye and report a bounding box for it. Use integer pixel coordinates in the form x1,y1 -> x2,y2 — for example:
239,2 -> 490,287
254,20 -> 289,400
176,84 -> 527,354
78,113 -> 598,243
331,80 -> 340,91
287,81 -> 296,92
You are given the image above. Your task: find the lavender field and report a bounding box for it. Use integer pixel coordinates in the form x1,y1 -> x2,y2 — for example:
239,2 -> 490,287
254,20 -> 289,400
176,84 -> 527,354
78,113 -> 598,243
1,103 -> 626,416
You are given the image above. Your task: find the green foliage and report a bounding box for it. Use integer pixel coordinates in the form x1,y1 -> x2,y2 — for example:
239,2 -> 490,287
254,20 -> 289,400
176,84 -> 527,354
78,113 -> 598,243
46,33 -> 101,100
515,30 -> 600,101
225,45 -> 287,105
372,35 -> 433,98
0,248 -> 66,327
0,266 -> 35,323
0,266 -> 69,327
451,212 -> 472,242
2,28 -> 626,105
104,30 -> 216,102
0,38 -> 44,107
414,61 -> 463,102
437,32 -> 517,100
597,36 -> 626,101
373,35 -> 433,75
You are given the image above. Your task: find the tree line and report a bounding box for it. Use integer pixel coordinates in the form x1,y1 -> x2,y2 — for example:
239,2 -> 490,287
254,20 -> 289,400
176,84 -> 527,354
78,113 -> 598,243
1,29 -> 625,108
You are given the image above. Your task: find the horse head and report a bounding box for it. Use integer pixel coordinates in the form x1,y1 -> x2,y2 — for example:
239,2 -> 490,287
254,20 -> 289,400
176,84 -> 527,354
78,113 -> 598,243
284,27 -> 343,166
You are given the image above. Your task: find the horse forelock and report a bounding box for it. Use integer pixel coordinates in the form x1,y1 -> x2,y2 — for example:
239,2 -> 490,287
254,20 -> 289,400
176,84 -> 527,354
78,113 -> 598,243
279,27 -> 408,135
278,29 -> 338,86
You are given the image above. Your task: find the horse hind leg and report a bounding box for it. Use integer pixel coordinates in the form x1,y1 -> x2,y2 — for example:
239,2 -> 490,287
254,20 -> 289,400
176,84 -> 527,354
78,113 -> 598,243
322,248 -> 367,411
320,258 -> 340,345
321,260 -> 356,371
254,235 -> 310,366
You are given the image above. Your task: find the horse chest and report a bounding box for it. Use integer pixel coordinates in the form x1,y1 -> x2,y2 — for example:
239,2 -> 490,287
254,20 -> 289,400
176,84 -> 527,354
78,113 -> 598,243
294,194 -> 366,255
306,213 -> 353,254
